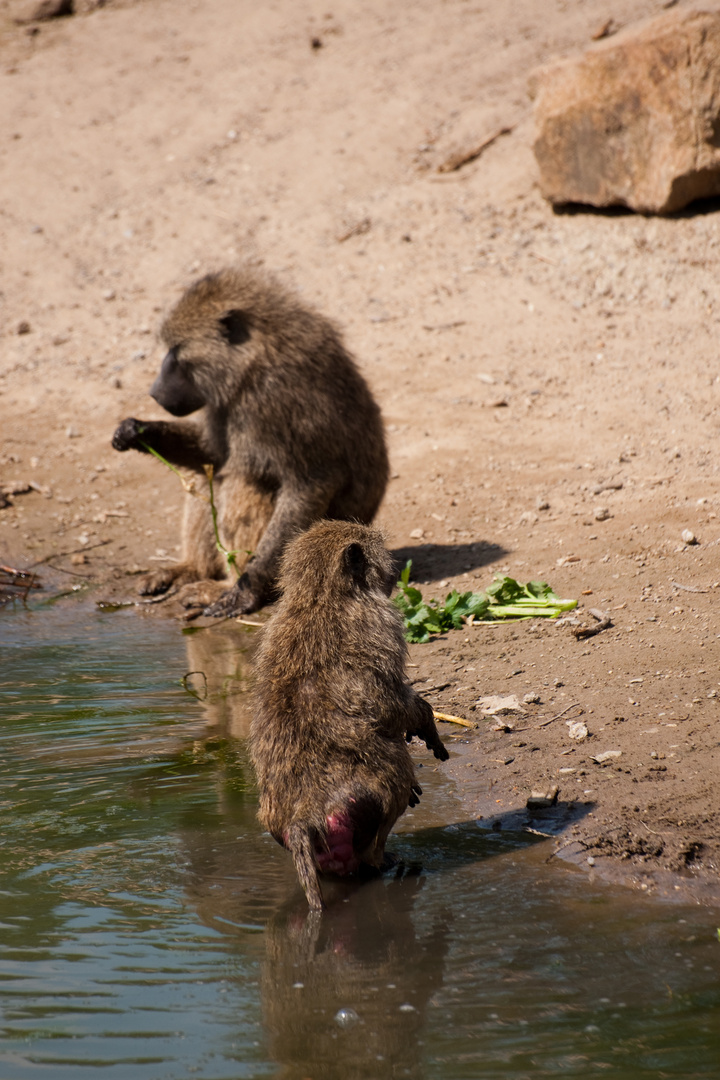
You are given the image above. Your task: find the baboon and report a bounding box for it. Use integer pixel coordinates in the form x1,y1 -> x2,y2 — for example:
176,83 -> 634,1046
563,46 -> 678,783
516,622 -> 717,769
250,520 -> 449,912
111,266 -> 389,615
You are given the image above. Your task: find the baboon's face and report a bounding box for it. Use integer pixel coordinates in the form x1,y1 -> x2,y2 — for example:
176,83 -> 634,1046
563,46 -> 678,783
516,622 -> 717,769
150,348 -> 206,416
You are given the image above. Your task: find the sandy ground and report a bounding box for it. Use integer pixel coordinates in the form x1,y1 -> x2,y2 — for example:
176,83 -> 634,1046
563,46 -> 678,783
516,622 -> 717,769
1,0 -> 719,905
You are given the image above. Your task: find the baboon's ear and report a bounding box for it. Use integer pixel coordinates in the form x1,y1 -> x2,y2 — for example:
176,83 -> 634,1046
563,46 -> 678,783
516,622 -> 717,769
343,542 -> 367,583
218,309 -> 250,346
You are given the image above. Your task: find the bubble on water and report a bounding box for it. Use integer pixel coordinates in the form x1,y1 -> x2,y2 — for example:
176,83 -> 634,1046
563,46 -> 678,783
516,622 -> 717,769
334,1008 -> 359,1027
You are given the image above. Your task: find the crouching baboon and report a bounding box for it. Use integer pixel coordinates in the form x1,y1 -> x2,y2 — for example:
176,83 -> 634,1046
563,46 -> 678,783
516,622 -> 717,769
111,266 -> 389,615
250,521 -> 449,912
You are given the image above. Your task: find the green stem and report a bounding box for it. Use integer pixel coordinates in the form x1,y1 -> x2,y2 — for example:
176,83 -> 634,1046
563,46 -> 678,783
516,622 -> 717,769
203,465 -> 241,579
138,441 -> 241,580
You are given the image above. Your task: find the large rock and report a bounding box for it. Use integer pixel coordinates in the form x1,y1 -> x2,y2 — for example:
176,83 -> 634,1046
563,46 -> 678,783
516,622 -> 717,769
530,7 -> 720,214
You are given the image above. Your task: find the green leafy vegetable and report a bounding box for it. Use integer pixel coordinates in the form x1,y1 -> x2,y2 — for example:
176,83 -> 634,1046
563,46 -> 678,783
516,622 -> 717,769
393,561 -> 577,643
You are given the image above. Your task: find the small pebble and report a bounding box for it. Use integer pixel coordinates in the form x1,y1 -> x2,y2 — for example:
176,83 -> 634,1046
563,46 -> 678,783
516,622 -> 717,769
594,506 -> 610,521
681,528 -> 697,545
409,527 -> 424,540
593,749 -> 622,763
587,856 -> 595,866
523,692 -> 541,704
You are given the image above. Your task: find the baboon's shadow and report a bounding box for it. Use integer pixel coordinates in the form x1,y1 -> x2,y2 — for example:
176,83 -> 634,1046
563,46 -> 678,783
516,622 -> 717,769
391,540 -> 510,582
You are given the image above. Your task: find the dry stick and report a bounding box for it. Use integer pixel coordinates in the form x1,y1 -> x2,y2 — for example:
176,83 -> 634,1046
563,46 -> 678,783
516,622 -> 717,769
0,563 -> 36,578
422,320 -> 466,332
436,125 -> 515,173
671,581 -> 708,594
529,251 -> 557,266
546,838 -> 588,863
29,539 -> 111,568
337,217 -> 371,243
538,702 -> 583,728
433,710 -> 476,729
0,571 -> 42,590
42,563 -> 99,580
181,670 -> 208,700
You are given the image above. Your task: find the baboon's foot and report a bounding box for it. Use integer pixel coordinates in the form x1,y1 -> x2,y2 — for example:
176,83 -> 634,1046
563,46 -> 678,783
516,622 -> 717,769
175,579 -> 230,610
204,572 -> 270,617
137,564 -> 197,597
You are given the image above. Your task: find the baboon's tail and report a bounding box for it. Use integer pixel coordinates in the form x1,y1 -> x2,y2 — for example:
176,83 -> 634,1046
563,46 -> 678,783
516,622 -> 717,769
285,824 -> 325,912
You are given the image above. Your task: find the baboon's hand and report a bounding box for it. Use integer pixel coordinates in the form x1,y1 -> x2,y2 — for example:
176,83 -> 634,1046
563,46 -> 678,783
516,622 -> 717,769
112,417 -> 146,452
426,732 -> 450,762
204,572 -> 266,618
407,695 -> 450,761
409,782 -> 423,808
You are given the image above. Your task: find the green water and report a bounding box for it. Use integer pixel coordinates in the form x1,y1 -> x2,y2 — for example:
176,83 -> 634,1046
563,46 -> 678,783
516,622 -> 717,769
0,602 -> 718,1079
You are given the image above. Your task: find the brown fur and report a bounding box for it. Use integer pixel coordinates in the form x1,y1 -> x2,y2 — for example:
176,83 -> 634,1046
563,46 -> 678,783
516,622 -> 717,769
250,521 -> 448,912
111,266 -> 389,614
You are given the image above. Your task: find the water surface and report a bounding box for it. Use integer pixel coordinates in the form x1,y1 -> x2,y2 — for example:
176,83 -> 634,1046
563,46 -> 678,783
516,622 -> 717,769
0,601 -> 718,1079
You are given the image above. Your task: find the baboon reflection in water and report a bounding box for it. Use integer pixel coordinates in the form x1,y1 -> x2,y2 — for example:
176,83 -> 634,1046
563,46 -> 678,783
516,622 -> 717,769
261,875 -> 449,1080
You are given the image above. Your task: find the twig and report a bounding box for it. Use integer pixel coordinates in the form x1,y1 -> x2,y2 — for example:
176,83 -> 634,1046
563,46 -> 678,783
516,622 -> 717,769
546,838 -> 585,862
572,608 -> 612,640
0,565 -> 42,587
641,819 -> 667,837
337,217 -> 371,243
529,251 -> 557,266
671,581 -> 708,594
422,320 -> 466,332
436,125 -> 514,173
433,710 -> 476,729
235,616 -> 264,627
181,670 -> 208,700
29,539 -> 111,567
42,563 -> 98,580
538,702 -> 583,727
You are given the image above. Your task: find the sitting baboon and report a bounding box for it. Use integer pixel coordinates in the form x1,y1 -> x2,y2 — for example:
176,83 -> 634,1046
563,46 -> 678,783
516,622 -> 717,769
111,266 -> 389,615
250,521 -> 449,912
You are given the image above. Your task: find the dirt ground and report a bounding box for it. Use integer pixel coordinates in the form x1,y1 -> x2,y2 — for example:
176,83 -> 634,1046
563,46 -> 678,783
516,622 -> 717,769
1,0 -> 719,905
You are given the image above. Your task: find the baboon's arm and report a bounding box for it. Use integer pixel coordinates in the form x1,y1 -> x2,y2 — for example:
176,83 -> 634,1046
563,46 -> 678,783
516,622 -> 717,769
111,417 -> 222,472
404,690 -> 450,761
